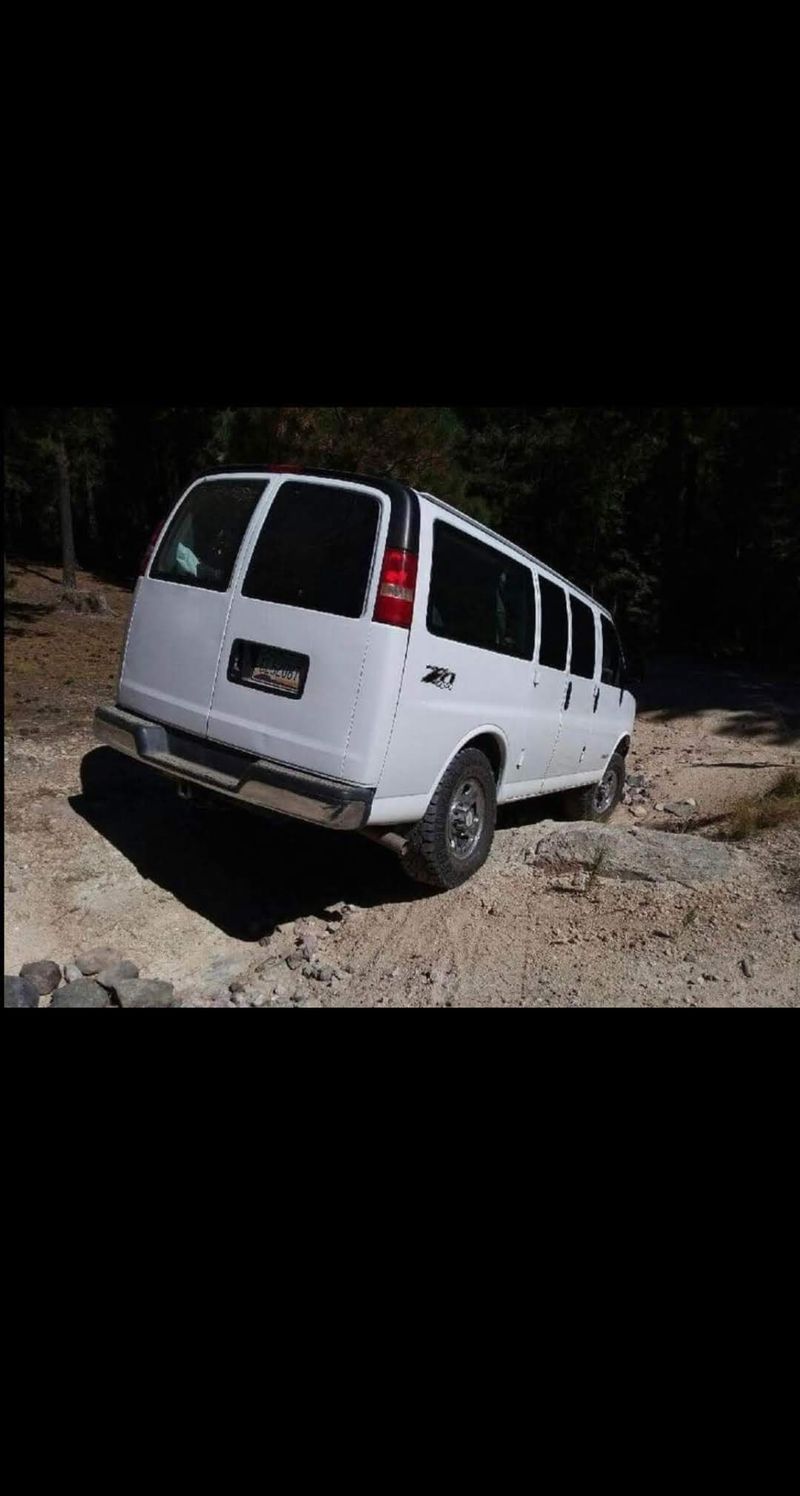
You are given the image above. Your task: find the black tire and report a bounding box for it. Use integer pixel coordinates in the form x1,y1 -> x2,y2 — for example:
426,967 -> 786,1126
561,751 -> 625,822
401,747 -> 497,890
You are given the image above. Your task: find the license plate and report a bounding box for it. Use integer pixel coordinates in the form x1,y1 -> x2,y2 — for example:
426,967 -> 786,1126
228,641 -> 309,699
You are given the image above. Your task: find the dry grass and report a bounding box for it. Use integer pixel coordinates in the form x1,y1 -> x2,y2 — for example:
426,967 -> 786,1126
719,770 -> 800,841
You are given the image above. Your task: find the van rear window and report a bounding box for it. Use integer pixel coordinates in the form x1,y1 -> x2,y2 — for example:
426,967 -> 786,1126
427,521 -> 535,659
242,481 -> 380,619
151,479 -> 267,592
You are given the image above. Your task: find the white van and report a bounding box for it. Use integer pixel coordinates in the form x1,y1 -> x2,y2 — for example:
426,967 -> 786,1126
95,467 -> 636,888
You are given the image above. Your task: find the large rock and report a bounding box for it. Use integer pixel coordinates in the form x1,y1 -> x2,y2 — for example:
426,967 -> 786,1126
74,946 -> 122,976
20,959 -> 62,995
114,978 -> 177,1008
529,820 -> 744,889
50,979 -> 113,1008
5,975 -> 41,1008
95,960 -> 140,991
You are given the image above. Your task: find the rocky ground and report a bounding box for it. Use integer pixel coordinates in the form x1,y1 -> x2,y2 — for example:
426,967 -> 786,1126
4,561 -> 799,1008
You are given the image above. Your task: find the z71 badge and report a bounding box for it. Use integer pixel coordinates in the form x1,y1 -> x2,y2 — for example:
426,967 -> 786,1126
422,666 -> 456,690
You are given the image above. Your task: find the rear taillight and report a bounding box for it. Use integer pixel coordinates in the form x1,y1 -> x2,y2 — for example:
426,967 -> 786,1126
373,547 -> 418,628
139,519 -> 167,577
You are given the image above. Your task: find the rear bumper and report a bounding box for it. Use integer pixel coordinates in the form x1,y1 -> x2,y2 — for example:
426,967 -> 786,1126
93,704 -> 374,831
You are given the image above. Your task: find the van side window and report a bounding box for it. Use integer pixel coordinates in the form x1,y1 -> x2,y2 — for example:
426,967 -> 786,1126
601,616 -> 624,687
243,481 -> 380,620
538,576 -> 569,670
151,479 -> 267,592
569,596 -> 596,679
427,522 -> 535,660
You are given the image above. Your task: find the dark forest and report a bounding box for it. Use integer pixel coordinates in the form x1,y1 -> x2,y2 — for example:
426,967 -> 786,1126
4,405 -> 798,664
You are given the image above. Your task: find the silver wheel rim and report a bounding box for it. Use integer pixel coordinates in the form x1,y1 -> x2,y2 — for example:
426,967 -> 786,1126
447,778 -> 486,860
594,766 -> 619,815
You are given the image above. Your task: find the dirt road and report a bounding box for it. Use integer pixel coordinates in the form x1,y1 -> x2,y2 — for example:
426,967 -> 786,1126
4,563 -> 799,1007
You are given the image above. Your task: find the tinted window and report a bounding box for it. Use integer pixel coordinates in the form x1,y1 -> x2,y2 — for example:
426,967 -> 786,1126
243,481 -> 380,619
538,576 -> 569,670
601,616 -> 624,687
151,479 -> 267,591
427,522 -> 535,659
569,596 -> 596,679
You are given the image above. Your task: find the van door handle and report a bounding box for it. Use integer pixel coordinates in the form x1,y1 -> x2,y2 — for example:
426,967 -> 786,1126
564,681 -> 573,710
593,685 -> 600,713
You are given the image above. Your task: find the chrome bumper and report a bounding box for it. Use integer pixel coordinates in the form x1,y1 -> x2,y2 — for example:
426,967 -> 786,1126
93,704 -> 374,831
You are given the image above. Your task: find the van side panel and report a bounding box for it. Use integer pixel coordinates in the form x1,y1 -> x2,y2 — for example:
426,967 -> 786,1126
376,504 -> 534,807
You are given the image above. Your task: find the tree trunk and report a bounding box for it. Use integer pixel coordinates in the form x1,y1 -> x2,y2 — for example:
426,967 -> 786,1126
55,437 -> 77,589
86,480 -> 99,544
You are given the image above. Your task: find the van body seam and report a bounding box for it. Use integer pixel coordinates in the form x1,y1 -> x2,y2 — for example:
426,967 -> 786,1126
339,638 -> 371,777
204,482 -> 273,736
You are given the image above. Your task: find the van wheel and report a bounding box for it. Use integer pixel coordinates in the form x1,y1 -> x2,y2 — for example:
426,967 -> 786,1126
401,747 -> 497,890
561,752 -> 625,823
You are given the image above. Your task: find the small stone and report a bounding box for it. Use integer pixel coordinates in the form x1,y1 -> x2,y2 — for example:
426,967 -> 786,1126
272,980 -> 293,1000
5,975 -> 41,1008
312,964 -> 336,984
50,978 -> 113,1009
96,960 -> 140,991
64,964 -> 83,983
19,959 -> 62,995
254,958 -> 289,983
229,979 -> 246,994
301,941 -> 319,961
741,956 -> 755,979
74,946 -> 122,976
114,978 -> 177,1008
631,805 -> 648,818
286,954 -> 305,971
793,930 -> 800,941
652,930 -> 672,939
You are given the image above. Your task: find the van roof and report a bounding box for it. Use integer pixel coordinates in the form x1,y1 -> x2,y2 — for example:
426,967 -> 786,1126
198,465 -> 610,618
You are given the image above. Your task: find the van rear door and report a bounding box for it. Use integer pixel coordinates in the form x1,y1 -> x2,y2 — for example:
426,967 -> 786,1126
206,477 -> 398,782
117,476 -> 268,736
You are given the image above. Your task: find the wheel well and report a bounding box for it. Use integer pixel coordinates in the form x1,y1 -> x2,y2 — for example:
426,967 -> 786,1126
465,733 -> 505,783
615,736 -> 631,758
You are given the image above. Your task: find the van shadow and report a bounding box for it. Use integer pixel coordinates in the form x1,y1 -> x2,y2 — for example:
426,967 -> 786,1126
70,749 -> 434,942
